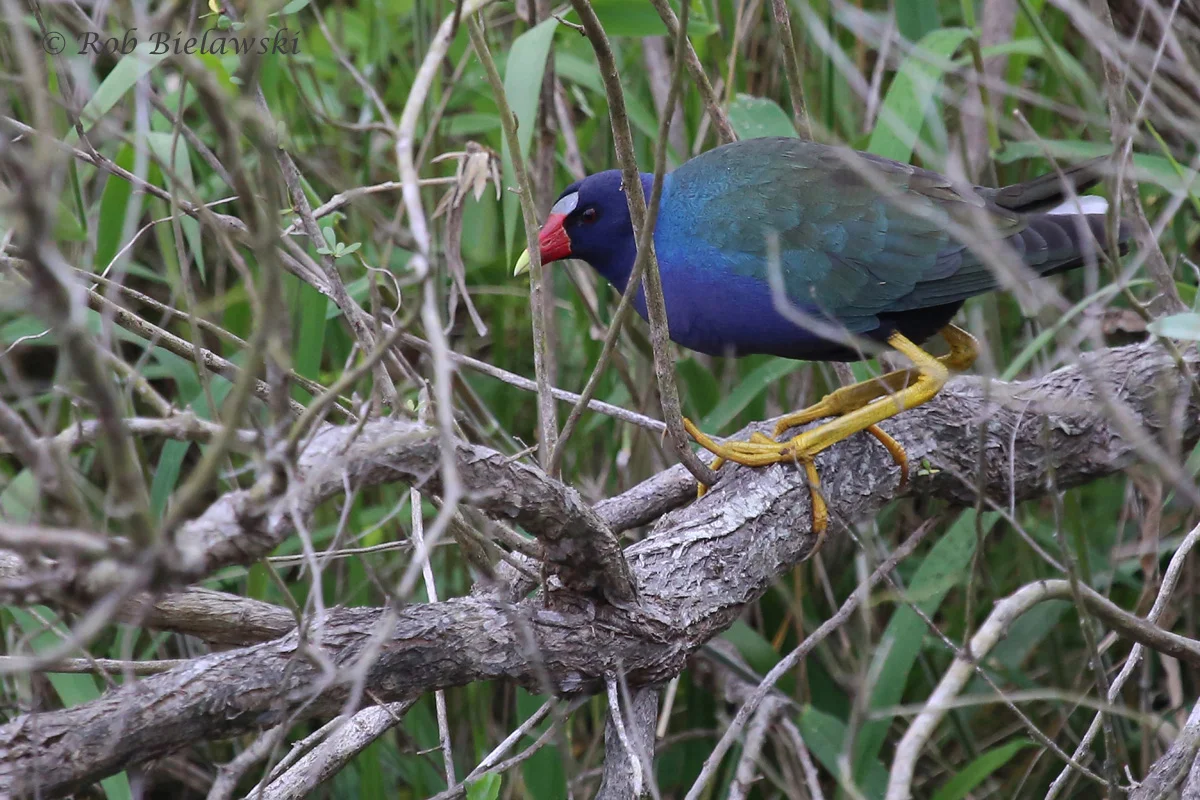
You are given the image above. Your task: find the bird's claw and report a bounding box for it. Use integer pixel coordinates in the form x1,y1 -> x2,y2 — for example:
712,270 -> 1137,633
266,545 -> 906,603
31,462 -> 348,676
684,417 -> 831,534
684,414 -> 912,538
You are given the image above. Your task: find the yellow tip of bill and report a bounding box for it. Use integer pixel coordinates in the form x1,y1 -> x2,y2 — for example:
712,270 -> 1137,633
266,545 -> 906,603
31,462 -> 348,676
513,248 -> 532,276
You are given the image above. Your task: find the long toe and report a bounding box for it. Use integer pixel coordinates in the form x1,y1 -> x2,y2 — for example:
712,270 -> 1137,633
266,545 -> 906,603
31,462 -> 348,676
696,455 -> 727,499
773,405 -> 829,437
803,460 -> 828,536
864,424 -> 909,487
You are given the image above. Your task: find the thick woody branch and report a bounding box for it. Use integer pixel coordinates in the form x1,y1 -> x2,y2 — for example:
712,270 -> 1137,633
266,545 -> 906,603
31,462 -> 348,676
2,341 -> 1198,796
2,418 -> 636,608
1130,699 -> 1200,800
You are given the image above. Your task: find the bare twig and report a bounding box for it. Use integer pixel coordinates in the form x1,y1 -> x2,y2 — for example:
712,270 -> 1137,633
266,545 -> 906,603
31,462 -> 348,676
1047,519 -> 1200,797
597,681 -> 658,799
466,14 -> 559,468
252,702 -> 416,800
548,0 -> 689,473
568,0 -> 718,487
885,578 -> 1200,799
4,342 -> 1200,794
683,518 -> 939,800
770,0 -> 812,138
1085,0 -> 1184,314
645,0 -> 737,145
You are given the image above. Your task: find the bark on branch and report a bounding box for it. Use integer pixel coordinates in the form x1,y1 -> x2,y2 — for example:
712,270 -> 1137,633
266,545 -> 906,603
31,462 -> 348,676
2,417 -> 637,609
1,341 -> 1197,797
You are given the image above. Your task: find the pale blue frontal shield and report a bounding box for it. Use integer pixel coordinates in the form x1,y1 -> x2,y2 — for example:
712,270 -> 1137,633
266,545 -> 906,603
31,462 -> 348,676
550,192 -> 579,215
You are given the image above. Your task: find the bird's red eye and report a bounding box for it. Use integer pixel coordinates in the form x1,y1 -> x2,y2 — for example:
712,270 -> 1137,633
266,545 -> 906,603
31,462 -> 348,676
580,207 -> 599,224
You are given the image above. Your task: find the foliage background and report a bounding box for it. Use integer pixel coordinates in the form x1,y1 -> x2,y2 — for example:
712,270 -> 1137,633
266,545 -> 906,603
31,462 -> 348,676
1,0 -> 1198,797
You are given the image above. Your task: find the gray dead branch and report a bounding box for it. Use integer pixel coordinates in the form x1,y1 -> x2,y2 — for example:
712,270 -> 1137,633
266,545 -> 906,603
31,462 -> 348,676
1,340 -> 1198,797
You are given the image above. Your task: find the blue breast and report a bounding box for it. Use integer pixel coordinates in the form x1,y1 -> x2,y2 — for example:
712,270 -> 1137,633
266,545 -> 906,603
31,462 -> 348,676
626,177 -> 851,359
580,173 -> 888,360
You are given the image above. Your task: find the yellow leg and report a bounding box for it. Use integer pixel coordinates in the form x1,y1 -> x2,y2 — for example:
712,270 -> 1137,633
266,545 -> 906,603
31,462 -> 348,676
772,324 -> 978,436
686,328 -> 960,533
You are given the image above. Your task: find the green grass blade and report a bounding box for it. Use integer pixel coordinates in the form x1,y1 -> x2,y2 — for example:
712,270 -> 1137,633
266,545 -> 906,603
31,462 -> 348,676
564,0 -> 718,38
895,0 -> 941,42
930,739 -> 1035,800
146,132 -> 205,281
94,145 -> 137,272
1001,281 -> 1149,380
6,607 -> 133,800
996,140 -> 1197,196
799,704 -> 887,798
467,774 -> 502,800
701,358 -> 803,430
867,28 -> 972,163
501,18 -> 559,260
67,43 -> 172,144
727,94 -> 799,139
853,511 -> 997,786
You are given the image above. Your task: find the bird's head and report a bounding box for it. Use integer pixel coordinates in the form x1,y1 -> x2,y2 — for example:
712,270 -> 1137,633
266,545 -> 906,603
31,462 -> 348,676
513,170 -> 648,278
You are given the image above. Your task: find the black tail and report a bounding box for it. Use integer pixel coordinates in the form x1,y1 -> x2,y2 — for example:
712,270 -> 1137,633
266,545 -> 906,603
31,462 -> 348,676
987,156 -> 1110,213
1020,211 -> 1130,279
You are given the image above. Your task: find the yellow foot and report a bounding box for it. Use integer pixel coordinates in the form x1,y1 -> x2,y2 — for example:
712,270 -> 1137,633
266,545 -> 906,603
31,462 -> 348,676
771,324 -> 979,438
685,422 -> 830,534
685,326 -> 964,534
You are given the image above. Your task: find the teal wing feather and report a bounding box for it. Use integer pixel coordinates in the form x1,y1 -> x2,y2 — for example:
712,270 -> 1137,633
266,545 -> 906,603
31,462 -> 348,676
668,137 -> 1026,331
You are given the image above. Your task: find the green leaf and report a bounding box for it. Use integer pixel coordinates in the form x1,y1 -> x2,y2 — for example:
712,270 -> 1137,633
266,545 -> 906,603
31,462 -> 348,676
95,145 -> 137,272
279,0 -> 311,13
799,705 -> 887,798
1148,312 -> 1200,341
726,94 -> 798,140
444,112 -> 503,137
501,17 -> 559,260
895,0 -> 941,42
195,52 -> 238,95
930,739 -> 1035,800
146,132 -> 205,280
964,601 -> 1068,702
566,0 -> 718,38
867,28 -> 972,163
467,774 -> 502,800
553,52 -> 662,144
702,358 -> 803,430
67,44 -> 173,144
720,621 -> 782,678
54,194 -> 88,243
853,511 -> 997,786
0,470 -> 37,521
517,689 -> 567,799
1001,281 -> 1149,380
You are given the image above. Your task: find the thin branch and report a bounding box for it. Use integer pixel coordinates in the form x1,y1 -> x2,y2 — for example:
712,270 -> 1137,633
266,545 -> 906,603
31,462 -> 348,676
645,0 -> 737,145
683,517 -> 939,800
548,0 -> 689,473
466,14 -> 558,468
770,0 -> 812,139
597,681 -> 659,799
4,341 -> 1199,795
885,578 -> 1200,800
568,0 -> 718,487
1085,0 -> 1184,314
396,330 -> 666,434
252,702 -> 415,800
1047,518 -> 1200,797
